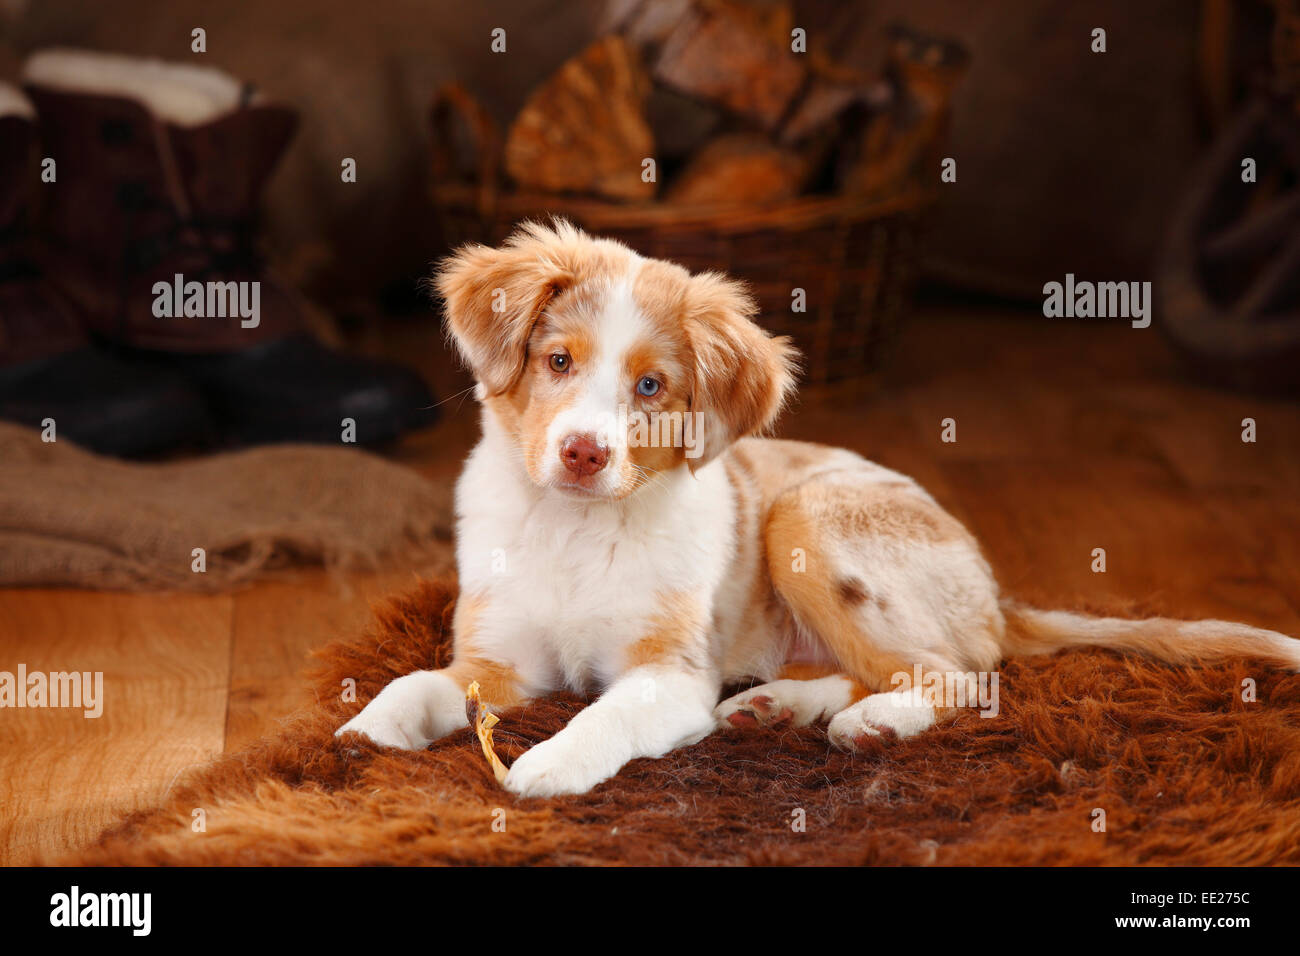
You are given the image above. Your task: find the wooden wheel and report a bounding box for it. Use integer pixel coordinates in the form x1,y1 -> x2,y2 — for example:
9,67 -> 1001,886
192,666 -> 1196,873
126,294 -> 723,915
1157,95 -> 1300,390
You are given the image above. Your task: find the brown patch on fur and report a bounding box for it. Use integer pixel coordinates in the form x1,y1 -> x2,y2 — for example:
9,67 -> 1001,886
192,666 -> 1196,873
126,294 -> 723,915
58,577 -> 1300,866
532,312 -> 598,368
448,587 -> 485,649
444,656 -> 524,710
674,272 -> 800,468
630,258 -> 693,336
437,220 -> 635,395
775,661 -> 841,681
444,591 -> 525,707
765,501 -> 913,690
773,663 -> 873,705
625,592 -> 707,669
482,310 -> 604,487
626,423 -> 688,482
837,577 -> 871,606
621,341 -> 674,387
716,438 -> 915,682
619,301 -> 694,483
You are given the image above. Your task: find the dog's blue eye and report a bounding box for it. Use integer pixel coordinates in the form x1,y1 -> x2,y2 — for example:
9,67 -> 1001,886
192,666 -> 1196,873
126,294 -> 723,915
637,376 -> 661,397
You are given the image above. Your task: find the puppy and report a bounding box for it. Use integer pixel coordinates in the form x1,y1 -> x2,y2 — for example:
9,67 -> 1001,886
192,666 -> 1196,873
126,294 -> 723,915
338,220 -> 1300,797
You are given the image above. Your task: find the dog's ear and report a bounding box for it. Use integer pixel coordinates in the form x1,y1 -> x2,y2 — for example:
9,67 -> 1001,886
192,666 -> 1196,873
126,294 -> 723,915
683,273 -> 799,468
435,225 -> 577,396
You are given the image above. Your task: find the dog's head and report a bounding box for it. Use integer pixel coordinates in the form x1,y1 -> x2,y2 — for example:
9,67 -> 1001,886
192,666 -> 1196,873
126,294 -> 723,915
436,220 -> 798,500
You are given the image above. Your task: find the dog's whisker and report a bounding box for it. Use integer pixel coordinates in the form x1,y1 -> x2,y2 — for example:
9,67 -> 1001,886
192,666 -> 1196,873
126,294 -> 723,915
425,383 -> 479,410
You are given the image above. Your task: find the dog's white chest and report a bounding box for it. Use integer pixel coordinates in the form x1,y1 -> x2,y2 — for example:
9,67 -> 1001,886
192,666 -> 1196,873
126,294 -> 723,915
467,506 -> 670,690
455,443 -> 734,692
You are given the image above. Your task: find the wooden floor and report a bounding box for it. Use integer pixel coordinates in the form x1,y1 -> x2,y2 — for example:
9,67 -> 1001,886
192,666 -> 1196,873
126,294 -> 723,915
2,305 -> 1297,866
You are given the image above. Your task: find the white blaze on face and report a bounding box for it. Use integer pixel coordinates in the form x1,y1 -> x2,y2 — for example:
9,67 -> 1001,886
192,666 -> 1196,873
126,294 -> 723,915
544,276 -> 647,495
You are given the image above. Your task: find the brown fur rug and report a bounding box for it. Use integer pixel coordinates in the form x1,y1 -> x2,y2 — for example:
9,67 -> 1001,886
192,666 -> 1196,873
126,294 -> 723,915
60,578 -> 1300,865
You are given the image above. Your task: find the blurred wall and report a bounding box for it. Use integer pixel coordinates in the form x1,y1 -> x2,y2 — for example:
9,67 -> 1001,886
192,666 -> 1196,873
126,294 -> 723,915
816,0 -> 1205,297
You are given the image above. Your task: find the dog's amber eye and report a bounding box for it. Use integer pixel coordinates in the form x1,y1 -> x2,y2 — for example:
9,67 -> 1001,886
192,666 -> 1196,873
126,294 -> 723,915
549,353 -> 570,374
636,376 -> 661,397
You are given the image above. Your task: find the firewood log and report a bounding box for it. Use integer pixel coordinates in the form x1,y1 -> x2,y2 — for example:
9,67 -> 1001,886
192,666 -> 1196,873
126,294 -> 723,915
778,54 -> 885,145
839,24 -> 970,200
664,132 -> 808,205
604,0 -> 694,52
653,0 -> 805,131
504,35 -> 655,202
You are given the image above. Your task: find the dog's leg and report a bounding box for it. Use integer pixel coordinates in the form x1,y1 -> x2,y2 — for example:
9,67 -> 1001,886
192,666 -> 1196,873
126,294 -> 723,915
827,683 -> 947,748
761,473 -> 1004,750
825,666 -> 990,747
715,673 -> 869,728
504,665 -> 717,798
335,658 -> 525,751
337,590 -> 529,750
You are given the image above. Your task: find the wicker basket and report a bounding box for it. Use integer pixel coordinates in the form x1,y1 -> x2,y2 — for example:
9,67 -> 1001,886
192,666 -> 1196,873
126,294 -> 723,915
428,87 -> 936,385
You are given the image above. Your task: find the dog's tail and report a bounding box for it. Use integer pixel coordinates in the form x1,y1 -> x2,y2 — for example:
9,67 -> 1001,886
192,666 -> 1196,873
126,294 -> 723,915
998,601 -> 1300,671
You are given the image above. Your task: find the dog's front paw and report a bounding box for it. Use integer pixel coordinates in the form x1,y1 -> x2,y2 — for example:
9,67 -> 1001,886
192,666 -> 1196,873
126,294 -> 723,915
334,671 -> 450,751
335,707 -> 428,751
503,736 -> 611,797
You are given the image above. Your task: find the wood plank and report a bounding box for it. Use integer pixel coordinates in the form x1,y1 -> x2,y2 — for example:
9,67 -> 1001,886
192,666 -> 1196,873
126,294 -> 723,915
941,454 -> 1299,634
1111,380 -> 1300,619
1112,380 -> 1300,493
0,590 -> 232,865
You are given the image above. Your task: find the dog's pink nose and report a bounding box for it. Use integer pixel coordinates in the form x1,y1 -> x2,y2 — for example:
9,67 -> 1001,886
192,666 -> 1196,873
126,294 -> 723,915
560,434 -> 609,478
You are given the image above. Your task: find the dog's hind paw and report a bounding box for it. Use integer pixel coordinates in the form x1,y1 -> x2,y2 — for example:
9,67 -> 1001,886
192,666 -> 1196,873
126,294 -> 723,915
827,689 -> 936,751
715,677 -> 853,729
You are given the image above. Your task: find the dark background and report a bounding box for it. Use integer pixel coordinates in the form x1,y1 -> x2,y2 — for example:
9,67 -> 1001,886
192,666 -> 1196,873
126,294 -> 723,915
0,0 -> 1270,309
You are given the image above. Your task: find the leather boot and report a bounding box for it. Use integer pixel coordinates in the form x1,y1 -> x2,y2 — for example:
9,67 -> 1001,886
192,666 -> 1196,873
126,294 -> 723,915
0,83 -> 211,456
23,50 -> 436,446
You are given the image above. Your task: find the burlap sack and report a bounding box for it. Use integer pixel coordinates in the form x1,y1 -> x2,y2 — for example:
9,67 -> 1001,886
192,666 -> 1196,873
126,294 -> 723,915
0,423 -> 454,590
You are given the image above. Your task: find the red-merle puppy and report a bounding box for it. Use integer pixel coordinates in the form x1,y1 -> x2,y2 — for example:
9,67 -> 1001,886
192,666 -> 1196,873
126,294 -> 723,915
338,220 -> 1300,797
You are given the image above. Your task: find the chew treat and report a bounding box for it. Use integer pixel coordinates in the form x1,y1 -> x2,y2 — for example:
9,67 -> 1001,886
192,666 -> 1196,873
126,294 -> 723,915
465,680 -> 509,785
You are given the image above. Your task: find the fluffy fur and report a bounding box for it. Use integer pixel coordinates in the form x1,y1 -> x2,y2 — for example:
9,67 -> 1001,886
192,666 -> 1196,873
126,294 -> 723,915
60,578 -> 1300,866
338,220 -> 1300,798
